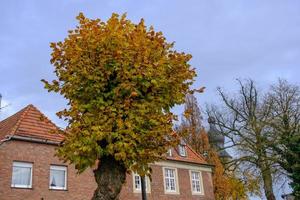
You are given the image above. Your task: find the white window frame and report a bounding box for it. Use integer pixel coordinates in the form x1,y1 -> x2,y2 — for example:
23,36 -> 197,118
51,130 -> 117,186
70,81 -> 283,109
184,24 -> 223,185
132,172 -> 151,193
167,148 -> 172,157
163,167 -> 179,194
11,161 -> 33,188
178,145 -> 187,157
189,170 -> 204,195
49,165 -> 67,190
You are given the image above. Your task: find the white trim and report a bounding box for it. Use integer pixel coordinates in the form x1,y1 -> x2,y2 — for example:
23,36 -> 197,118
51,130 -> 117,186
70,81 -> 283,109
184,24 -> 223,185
154,160 -> 212,172
189,170 -> 205,195
167,148 -> 172,157
49,165 -> 67,190
162,167 -> 180,195
11,161 -> 33,189
132,172 -> 151,193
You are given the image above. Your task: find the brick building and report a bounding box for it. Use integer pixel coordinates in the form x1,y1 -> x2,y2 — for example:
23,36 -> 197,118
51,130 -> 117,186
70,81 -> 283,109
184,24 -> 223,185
0,105 -> 214,200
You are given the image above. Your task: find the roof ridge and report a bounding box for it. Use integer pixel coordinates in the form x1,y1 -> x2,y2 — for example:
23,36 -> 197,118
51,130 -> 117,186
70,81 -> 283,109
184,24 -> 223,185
0,104 -> 64,142
31,104 -> 61,131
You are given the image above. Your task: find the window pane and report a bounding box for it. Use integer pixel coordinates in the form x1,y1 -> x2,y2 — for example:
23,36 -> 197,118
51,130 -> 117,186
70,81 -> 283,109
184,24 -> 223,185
165,168 -> 174,178
50,167 -> 66,189
12,166 -> 31,187
170,169 -> 174,177
167,149 -> 172,156
133,173 -> 150,192
170,179 -> 175,190
191,171 -> 201,193
196,181 -> 201,192
165,168 -> 176,192
134,175 -> 141,190
178,145 -> 186,156
194,172 -> 199,179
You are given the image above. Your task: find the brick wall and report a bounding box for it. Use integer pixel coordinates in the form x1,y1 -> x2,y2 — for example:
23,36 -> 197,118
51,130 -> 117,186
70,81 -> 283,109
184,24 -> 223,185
121,165 -> 214,200
0,140 -> 214,200
0,140 -> 96,200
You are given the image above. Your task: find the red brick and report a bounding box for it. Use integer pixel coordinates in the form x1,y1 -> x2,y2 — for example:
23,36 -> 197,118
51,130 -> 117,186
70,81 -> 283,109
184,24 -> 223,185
0,140 -> 215,200
0,105 -> 215,200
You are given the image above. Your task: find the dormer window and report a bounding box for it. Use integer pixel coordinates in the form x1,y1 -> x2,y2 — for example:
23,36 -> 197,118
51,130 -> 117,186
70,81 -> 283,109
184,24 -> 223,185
178,139 -> 187,157
178,145 -> 187,157
167,149 -> 172,157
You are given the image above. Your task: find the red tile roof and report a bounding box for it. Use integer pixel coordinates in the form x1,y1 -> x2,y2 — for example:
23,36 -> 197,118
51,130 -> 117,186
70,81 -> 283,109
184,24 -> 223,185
167,145 -> 208,165
0,104 -> 208,165
0,104 -> 63,142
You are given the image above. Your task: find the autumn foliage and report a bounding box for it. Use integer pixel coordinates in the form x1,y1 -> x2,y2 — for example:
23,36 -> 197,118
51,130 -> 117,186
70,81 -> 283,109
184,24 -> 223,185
178,94 -> 248,199
42,12 -> 196,199
199,131 -> 248,200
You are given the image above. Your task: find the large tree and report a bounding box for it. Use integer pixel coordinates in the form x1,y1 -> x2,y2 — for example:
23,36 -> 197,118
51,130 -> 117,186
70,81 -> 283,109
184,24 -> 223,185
207,79 -> 276,200
267,80 -> 300,198
208,79 -> 300,199
177,94 -> 249,200
43,13 -> 196,200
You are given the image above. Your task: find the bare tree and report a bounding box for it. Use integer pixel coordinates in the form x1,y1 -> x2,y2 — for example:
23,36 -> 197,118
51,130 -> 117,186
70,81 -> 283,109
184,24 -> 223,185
267,80 -> 300,198
178,93 -> 250,200
207,79 -> 276,200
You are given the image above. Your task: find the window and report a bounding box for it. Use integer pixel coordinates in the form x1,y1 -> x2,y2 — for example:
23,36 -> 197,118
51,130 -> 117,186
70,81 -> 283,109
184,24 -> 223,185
167,148 -> 172,157
11,161 -> 33,188
178,145 -> 187,157
163,168 -> 179,194
132,172 -> 151,193
190,171 -> 203,195
49,165 -> 67,190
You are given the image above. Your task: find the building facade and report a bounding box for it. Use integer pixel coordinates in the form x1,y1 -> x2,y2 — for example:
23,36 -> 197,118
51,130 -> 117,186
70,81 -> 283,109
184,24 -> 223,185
0,105 -> 214,200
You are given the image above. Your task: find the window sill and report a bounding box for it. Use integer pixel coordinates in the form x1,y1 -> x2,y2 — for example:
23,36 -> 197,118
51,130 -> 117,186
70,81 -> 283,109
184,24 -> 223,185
49,188 -> 68,191
164,191 -> 180,195
11,186 -> 33,190
133,190 -> 151,194
192,192 -> 204,196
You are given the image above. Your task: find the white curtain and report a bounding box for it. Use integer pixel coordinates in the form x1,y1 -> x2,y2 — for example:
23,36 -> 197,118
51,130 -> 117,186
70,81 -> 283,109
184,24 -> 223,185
12,166 -> 31,186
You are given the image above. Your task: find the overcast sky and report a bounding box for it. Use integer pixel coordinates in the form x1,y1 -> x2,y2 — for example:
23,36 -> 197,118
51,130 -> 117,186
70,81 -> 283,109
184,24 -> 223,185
0,1 -> 299,198
0,0 -> 300,198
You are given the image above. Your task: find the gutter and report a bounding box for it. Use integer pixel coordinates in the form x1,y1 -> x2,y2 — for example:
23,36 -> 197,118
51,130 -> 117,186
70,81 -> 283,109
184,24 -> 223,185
166,158 -> 215,169
0,135 -> 13,145
0,135 -> 60,146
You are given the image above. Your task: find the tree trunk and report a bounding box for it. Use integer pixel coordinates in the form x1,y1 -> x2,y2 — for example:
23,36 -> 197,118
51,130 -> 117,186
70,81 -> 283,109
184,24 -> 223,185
261,165 -> 276,200
92,156 -> 127,200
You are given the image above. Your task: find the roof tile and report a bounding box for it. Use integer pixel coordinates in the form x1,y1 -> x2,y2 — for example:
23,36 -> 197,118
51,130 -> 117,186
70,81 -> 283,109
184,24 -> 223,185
0,104 -> 63,142
167,144 -> 208,165
0,104 -> 207,165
